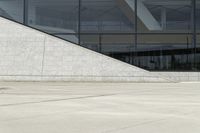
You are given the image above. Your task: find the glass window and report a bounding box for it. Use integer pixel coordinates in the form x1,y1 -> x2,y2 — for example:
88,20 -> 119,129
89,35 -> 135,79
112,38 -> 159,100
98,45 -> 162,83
0,0 -> 23,23
56,34 -> 79,44
80,0 -> 135,33
197,34 -> 200,48
196,34 -> 200,70
80,35 -> 100,51
138,0 -> 192,33
101,34 -> 135,64
27,0 -> 79,43
196,0 -> 200,32
80,34 -> 135,64
136,34 -> 193,71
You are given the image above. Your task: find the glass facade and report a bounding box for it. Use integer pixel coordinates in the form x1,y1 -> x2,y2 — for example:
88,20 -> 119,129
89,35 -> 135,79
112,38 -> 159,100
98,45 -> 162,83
0,0 -> 199,71
139,0 -> 192,33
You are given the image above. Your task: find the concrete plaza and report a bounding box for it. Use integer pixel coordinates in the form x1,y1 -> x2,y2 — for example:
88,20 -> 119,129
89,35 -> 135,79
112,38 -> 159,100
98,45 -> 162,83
0,82 -> 200,133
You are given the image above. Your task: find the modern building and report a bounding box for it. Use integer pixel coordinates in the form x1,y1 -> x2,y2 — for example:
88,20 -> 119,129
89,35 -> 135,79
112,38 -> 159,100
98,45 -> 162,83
0,0 -> 200,82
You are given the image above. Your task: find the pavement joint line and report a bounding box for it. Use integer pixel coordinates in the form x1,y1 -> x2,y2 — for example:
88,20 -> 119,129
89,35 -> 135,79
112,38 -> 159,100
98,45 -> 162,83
102,118 -> 168,133
0,94 -> 117,107
102,110 -> 199,133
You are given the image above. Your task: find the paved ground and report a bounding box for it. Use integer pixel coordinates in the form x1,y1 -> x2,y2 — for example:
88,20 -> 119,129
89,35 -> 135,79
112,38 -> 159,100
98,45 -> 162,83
0,82 -> 200,133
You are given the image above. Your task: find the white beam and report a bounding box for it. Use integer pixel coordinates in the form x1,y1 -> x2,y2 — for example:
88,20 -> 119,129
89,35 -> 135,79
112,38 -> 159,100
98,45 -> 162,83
124,0 -> 162,31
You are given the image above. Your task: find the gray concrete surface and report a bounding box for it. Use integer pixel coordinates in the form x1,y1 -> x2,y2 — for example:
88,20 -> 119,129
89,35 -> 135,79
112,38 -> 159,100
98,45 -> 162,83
0,82 -> 200,133
153,72 -> 200,82
0,17 -> 168,82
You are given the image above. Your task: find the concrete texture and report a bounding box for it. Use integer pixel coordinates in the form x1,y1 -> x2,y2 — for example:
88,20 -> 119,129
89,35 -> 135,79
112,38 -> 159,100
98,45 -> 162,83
0,82 -> 200,133
153,72 -> 200,82
0,17 -> 169,82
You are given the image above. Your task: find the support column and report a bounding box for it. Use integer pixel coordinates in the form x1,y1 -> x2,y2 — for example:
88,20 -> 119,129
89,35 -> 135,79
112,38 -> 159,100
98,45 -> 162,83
161,7 -> 166,30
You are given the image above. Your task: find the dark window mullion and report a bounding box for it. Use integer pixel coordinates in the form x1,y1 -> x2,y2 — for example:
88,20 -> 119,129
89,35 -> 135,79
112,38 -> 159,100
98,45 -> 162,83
78,0 -> 81,45
23,0 -> 28,25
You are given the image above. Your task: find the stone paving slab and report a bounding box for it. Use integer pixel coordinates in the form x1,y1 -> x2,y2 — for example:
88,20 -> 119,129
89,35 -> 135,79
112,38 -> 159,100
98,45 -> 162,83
0,82 -> 200,133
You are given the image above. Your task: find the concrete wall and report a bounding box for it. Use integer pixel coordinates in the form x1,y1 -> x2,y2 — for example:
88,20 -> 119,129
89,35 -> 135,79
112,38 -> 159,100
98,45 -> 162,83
0,17 -> 170,82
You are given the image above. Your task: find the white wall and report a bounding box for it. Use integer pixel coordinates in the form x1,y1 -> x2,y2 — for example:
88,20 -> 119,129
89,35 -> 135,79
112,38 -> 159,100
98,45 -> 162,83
0,17 -> 170,82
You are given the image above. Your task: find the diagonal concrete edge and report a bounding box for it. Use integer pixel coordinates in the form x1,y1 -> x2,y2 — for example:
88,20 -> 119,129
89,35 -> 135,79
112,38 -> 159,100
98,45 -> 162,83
0,17 -> 173,82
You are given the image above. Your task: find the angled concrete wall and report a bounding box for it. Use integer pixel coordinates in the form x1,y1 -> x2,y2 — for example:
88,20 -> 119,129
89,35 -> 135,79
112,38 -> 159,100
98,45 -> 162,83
0,17 -> 170,82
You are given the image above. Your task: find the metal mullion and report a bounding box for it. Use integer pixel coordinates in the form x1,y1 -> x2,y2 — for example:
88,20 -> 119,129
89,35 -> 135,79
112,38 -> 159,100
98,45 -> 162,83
23,0 -> 28,25
133,0 -> 138,64
78,0 -> 81,45
192,0 -> 197,68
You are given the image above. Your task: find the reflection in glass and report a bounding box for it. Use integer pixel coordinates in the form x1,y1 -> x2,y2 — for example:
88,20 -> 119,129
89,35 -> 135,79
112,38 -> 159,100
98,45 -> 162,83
135,34 -> 193,70
197,0 -> 200,32
0,0 -> 23,23
80,0 -> 135,33
138,0 -> 192,33
27,0 -> 79,43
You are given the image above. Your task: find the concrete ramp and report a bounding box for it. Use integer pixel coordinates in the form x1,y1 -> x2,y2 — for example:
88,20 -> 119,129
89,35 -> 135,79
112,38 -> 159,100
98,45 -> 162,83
0,17 -> 170,82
